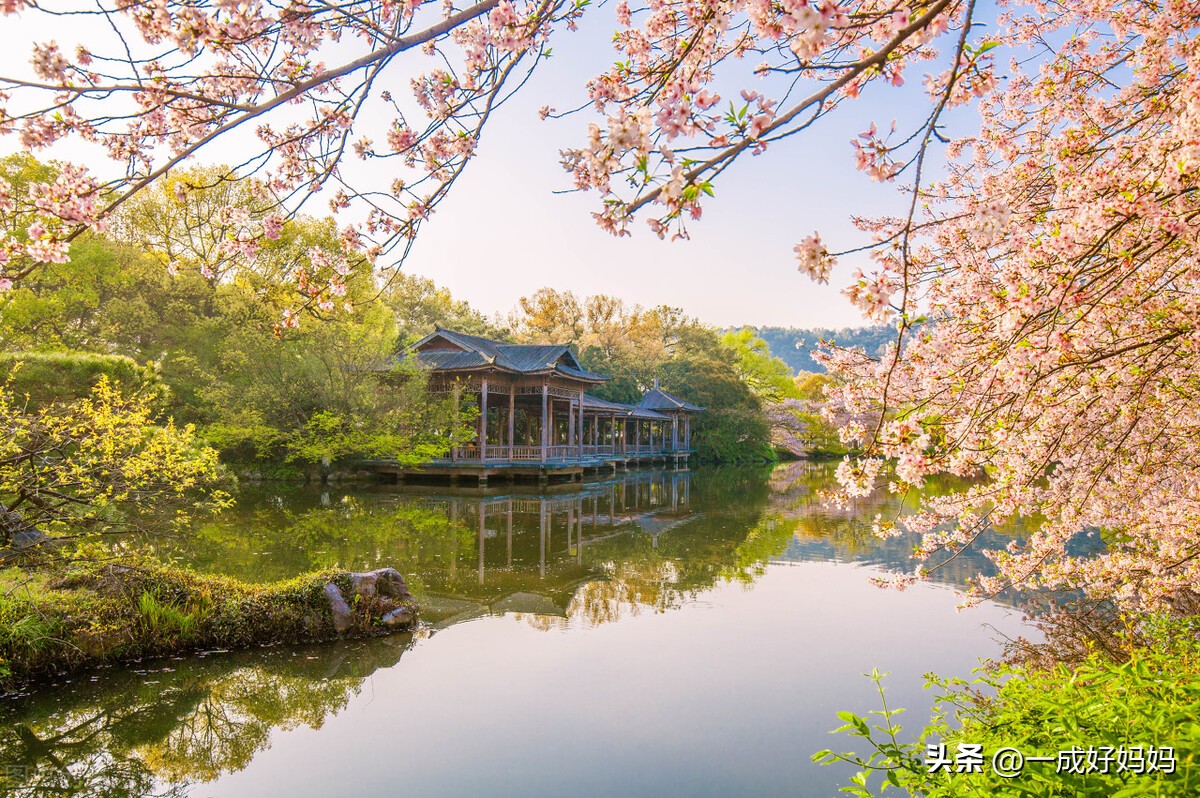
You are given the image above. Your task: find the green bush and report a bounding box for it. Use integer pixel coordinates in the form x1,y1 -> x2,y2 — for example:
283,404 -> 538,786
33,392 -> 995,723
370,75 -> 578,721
0,351 -> 164,409
815,616 -> 1200,796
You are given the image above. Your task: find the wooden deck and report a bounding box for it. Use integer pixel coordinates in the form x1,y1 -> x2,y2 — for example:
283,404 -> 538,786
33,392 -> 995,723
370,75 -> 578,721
363,446 -> 694,485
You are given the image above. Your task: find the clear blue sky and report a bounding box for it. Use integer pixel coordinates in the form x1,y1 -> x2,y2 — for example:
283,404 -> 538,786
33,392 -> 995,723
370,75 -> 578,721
0,5 -> 985,329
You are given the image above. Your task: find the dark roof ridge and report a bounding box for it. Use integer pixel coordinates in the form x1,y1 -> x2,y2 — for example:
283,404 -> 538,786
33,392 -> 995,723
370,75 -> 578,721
637,386 -> 704,412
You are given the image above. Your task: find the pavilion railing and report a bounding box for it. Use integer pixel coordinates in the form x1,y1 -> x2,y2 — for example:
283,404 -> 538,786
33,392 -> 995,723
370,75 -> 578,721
445,442 -> 689,463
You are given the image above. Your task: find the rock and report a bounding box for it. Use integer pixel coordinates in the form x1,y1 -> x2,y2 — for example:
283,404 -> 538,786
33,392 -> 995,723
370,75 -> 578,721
324,583 -> 353,634
349,571 -> 377,599
372,568 -> 414,602
379,606 -> 417,628
328,571 -> 417,635
349,568 -> 413,603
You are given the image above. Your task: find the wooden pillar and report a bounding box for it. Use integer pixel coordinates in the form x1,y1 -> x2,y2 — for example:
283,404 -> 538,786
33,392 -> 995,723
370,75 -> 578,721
508,384 -> 515,450
568,397 -> 575,449
685,416 -> 691,449
540,383 -> 548,462
672,415 -> 679,451
451,383 -> 461,461
578,390 -> 585,455
479,377 -> 488,461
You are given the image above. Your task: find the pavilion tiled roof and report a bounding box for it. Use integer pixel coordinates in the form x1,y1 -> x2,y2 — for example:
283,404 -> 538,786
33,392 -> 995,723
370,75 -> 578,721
581,393 -> 669,420
408,327 -> 607,382
407,330 -> 701,418
414,350 -> 491,370
636,386 -> 704,413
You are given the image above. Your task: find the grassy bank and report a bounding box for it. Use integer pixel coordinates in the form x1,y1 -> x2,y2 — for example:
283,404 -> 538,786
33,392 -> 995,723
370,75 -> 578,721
0,560 -> 418,693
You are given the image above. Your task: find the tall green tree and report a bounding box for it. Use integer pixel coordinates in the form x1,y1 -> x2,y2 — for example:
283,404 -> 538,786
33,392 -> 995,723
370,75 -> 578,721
509,291 -> 772,461
382,272 -> 507,344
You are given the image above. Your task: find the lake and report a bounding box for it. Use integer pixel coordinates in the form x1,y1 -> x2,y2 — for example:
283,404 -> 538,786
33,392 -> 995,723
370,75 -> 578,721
0,463 -> 1033,796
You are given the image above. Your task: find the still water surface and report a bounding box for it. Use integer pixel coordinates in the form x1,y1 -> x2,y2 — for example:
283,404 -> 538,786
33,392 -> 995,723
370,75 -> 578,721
1,463 -> 1031,796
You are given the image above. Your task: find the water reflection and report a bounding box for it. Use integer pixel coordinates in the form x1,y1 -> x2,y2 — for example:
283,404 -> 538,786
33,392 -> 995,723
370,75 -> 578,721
0,636 -> 413,797
1,463 -> 1031,797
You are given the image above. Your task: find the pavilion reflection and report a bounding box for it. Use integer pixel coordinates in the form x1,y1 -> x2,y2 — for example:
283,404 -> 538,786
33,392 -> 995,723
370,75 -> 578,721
403,469 -> 695,621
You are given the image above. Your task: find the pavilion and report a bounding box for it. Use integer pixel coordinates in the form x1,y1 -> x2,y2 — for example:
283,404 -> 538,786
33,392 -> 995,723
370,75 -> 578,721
372,327 -> 703,484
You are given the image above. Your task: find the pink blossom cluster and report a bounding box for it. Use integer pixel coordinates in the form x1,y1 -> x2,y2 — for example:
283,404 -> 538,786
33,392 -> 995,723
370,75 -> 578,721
0,164 -> 101,287
794,232 -> 835,283
810,0 -> 1200,610
565,0 -> 964,238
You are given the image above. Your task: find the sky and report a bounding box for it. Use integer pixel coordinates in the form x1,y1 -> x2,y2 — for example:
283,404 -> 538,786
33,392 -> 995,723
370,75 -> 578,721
0,4 -> 985,330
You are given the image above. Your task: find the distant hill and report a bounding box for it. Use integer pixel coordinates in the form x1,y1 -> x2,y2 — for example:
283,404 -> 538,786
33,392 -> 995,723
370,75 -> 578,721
739,325 -> 895,374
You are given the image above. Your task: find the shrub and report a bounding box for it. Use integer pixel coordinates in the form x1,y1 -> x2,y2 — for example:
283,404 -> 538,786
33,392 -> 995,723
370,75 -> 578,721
815,616 -> 1200,796
0,351 -> 164,408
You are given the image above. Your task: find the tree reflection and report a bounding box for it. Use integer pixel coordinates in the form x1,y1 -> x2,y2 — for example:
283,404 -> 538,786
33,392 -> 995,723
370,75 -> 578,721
0,636 -> 412,797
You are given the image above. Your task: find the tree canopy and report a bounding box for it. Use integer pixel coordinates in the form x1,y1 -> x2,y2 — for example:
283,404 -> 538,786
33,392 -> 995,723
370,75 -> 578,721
509,288 -> 775,461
